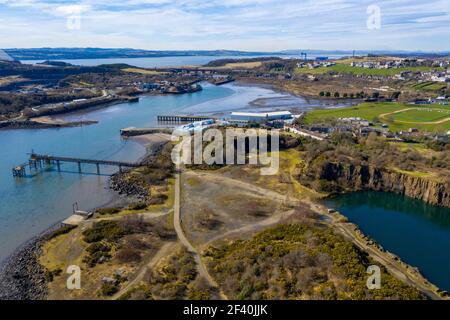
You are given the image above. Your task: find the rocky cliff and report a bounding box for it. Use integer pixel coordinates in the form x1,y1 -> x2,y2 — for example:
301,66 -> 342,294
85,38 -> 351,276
318,163 -> 450,208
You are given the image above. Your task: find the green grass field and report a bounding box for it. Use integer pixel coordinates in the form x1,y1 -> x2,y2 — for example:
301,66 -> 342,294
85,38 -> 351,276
295,64 -> 444,77
391,108 -> 450,123
304,102 -> 450,132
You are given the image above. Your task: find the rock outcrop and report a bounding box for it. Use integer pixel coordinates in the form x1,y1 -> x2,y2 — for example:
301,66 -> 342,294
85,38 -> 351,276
318,163 -> 450,207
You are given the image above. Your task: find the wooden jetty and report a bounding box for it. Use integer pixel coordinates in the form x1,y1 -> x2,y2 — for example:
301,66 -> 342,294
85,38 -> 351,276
157,115 -> 214,123
62,203 -> 93,226
12,165 -> 27,177
12,152 -> 142,177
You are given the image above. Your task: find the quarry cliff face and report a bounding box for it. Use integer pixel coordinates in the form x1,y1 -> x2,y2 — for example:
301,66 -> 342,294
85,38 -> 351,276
319,163 -> 450,208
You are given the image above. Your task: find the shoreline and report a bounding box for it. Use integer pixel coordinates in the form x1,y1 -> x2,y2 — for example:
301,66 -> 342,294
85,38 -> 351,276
1,133 -> 446,300
316,202 -> 448,299
0,97 -> 134,131
0,133 -> 167,300
1,81 -> 445,300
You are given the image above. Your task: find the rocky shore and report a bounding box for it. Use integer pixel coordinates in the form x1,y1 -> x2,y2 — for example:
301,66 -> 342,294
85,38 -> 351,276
0,224 -> 63,300
110,173 -> 151,203
0,119 -> 98,130
0,133 -> 170,300
110,136 -> 170,204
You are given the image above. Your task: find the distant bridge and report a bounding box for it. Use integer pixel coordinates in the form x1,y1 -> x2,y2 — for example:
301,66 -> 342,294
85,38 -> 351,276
12,152 -> 142,177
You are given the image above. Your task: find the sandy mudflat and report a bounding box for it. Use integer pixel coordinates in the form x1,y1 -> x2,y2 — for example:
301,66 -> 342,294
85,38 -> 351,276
31,116 -> 68,125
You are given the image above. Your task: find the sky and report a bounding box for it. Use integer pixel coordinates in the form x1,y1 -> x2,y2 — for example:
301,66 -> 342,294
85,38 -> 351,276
1,0 -> 450,52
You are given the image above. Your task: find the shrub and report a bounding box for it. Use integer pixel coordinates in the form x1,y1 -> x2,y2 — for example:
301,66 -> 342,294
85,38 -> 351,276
86,242 -> 111,255
96,207 -> 121,215
83,250 -> 112,267
45,268 -> 62,282
84,242 -> 112,267
47,225 -> 76,240
119,215 -> 151,234
187,278 -> 212,300
101,283 -> 119,296
148,194 -> 168,205
82,220 -> 124,243
116,247 -> 142,263
129,202 -> 147,211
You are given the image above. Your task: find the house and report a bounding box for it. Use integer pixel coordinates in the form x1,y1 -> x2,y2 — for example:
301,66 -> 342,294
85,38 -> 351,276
142,82 -> 160,90
360,127 -> 383,136
434,134 -> 449,143
309,126 -> 332,134
414,99 -> 432,105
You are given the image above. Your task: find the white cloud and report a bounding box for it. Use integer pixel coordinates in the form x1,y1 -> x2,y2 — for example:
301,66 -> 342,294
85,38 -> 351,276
0,0 -> 449,50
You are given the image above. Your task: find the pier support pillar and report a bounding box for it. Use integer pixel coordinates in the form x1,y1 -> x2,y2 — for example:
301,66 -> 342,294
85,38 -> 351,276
96,163 -> 100,175
78,162 -> 82,173
57,160 -> 61,171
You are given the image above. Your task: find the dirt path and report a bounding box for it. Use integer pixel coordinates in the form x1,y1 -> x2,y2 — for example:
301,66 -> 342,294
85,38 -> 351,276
189,170 -> 300,206
187,169 -> 444,300
174,171 -> 227,299
380,107 -> 450,124
112,242 -> 176,300
90,210 -> 170,223
201,208 -> 295,250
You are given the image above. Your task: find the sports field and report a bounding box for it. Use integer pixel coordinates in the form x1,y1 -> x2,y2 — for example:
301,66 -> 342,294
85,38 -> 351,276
388,108 -> 450,123
304,102 -> 450,132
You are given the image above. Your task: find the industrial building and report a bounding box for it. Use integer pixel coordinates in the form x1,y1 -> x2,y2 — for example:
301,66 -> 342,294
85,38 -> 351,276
230,111 -> 293,123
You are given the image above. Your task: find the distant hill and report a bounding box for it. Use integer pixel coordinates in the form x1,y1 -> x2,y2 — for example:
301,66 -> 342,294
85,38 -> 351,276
4,48 -> 285,60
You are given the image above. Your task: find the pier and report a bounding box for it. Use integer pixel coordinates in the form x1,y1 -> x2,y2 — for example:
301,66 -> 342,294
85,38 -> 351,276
12,152 -> 142,177
157,115 -> 215,123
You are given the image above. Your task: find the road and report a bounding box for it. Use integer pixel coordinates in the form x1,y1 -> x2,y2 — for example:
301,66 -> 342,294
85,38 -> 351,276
286,126 -> 325,141
112,242 -> 176,300
185,169 -> 444,300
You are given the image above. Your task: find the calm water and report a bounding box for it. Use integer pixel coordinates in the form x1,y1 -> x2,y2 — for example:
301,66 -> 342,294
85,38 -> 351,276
0,82 -> 336,264
20,52 -> 351,68
326,191 -> 450,292
21,55 -> 270,68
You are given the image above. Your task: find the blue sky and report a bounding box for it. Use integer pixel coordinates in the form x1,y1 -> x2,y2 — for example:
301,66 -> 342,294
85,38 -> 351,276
1,0 -> 450,51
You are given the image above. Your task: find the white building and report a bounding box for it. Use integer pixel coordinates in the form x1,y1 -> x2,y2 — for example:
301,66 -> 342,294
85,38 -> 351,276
230,111 -> 293,122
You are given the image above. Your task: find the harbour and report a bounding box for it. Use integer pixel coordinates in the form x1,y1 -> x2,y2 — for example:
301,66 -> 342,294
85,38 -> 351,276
0,82 -> 319,264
